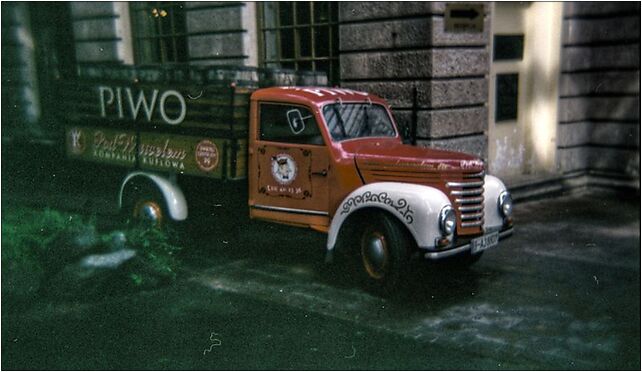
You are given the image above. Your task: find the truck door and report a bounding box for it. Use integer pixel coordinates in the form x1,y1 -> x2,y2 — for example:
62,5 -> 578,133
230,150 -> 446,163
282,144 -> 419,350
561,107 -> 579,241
249,102 -> 330,228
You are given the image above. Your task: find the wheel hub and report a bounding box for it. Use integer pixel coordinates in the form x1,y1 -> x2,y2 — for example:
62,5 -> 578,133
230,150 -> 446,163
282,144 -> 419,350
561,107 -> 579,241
361,231 -> 388,279
135,200 -> 163,226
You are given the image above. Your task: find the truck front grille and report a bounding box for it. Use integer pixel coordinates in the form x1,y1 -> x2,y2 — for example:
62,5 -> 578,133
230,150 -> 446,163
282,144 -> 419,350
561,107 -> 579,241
446,170 -> 485,232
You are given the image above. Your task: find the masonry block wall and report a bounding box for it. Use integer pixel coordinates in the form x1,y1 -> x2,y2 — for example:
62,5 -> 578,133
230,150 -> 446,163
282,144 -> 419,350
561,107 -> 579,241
557,2 -> 640,179
338,2 -> 490,160
185,2 -> 256,66
70,2 -> 254,66
70,2 -> 129,63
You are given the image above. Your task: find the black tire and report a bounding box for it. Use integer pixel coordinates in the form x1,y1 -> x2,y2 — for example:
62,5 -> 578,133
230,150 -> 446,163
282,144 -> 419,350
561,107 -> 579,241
122,180 -> 169,228
350,210 -> 413,296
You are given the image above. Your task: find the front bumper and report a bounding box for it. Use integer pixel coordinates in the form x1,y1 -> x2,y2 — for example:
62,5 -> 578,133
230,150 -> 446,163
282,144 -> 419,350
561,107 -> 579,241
423,227 -> 514,260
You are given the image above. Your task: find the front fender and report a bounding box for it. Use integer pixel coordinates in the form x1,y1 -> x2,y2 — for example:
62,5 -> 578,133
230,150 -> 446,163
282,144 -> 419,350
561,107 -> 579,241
326,182 -> 452,253
119,172 -> 188,221
483,174 -> 508,231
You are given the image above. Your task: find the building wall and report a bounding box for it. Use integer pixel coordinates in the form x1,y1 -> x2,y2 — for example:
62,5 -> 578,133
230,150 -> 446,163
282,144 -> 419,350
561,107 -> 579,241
1,2 -> 41,137
557,2 -> 640,179
70,2 -> 131,63
2,1 -> 640,190
337,2 -> 490,160
184,1 -> 257,66
70,2 -> 256,66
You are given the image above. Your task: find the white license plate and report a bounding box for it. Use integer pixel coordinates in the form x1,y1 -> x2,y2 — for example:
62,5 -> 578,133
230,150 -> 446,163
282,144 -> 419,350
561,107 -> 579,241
471,232 -> 499,254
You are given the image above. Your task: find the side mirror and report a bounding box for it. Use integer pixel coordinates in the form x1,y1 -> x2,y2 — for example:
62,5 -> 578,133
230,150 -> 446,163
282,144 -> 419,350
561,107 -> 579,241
286,109 -> 306,134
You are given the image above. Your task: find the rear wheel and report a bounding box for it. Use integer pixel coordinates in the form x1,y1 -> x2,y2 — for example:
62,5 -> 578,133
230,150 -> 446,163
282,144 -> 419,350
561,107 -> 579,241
352,211 -> 412,296
123,181 -> 168,228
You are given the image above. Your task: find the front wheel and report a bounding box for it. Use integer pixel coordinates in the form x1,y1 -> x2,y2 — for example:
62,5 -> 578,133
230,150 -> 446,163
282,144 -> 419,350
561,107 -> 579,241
353,211 -> 413,296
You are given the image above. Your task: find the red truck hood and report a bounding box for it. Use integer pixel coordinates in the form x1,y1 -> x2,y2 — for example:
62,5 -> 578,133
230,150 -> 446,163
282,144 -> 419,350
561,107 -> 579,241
339,139 -> 484,186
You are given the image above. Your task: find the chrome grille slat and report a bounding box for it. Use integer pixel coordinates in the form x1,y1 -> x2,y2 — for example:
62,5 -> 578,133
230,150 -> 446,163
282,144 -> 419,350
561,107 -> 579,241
463,171 -> 485,178
446,181 -> 484,188
450,188 -> 484,196
447,173 -> 485,232
459,205 -> 483,212
461,211 -> 484,220
462,220 -> 484,227
456,196 -> 483,204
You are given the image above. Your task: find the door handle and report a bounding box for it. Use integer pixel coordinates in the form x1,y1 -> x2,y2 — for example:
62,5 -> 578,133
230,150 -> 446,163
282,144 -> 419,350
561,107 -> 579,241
311,169 -> 328,177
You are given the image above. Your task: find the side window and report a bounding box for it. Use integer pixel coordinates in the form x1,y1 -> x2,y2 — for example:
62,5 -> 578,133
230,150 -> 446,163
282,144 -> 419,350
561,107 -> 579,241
259,103 -> 324,145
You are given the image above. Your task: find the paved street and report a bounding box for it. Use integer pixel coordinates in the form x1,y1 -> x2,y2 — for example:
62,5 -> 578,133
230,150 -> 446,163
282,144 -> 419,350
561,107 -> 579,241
2,181 -> 640,369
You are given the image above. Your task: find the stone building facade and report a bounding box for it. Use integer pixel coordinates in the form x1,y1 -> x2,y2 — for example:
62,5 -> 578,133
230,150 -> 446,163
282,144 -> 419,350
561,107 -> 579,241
2,1 -> 639,193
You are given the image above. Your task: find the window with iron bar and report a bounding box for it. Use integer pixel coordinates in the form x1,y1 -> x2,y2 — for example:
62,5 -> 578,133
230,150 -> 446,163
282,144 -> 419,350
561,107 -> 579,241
129,2 -> 188,64
259,2 -> 339,85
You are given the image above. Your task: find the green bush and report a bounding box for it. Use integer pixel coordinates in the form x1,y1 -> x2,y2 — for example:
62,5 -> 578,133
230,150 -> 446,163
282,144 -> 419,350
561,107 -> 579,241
2,207 -> 88,299
2,206 -> 183,300
118,226 -> 183,287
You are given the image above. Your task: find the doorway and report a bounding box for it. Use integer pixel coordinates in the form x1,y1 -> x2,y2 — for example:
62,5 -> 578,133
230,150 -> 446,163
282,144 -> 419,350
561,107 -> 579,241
488,2 -> 562,181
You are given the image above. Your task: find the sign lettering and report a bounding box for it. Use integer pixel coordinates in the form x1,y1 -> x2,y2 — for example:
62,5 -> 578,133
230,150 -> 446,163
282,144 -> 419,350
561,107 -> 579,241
98,86 -> 187,125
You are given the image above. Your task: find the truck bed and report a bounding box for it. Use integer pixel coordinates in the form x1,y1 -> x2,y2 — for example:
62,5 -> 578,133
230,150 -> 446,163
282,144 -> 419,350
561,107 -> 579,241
57,64 -> 325,181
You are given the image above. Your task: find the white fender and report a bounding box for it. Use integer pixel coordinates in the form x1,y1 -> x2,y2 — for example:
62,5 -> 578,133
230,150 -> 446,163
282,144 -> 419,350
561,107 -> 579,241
119,171 -> 188,221
326,182 -> 452,253
483,174 -> 508,231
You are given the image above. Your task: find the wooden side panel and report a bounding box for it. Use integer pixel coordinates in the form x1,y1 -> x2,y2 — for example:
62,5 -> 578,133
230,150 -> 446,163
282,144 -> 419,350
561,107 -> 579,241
65,125 -> 235,179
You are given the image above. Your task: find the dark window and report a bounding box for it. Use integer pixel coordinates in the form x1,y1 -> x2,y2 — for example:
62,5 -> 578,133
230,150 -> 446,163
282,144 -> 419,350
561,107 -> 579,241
260,103 -> 324,145
495,73 -> 519,122
260,2 -> 339,84
493,34 -> 524,61
130,2 -> 188,64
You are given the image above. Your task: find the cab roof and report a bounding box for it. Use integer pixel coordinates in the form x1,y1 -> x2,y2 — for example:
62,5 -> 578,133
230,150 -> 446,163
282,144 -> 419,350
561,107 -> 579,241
251,86 -> 388,107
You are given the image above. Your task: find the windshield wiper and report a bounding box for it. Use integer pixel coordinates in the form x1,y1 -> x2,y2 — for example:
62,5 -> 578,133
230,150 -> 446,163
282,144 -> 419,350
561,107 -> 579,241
332,105 -> 348,138
361,105 -> 371,136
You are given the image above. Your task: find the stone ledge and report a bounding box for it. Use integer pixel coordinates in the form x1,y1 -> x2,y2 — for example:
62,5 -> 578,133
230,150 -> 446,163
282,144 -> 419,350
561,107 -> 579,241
73,19 -> 118,40
509,170 -> 640,203
563,17 -> 640,45
339,2 -> 440,22
564,2 -> 640,17
186,7 -> 243,32
558,146 -> 640,175
340,49 -> 488,80
340,17 -> 488,51
562,44 -> 641,72
417,134 -> 487,159
75,42 -> 120,63
70,2 -> 115,18
560,71 -> 640,96
558,122 -> 640,148
187,33 -> 245,59
342,78 -> 487,109
558,97 -> 640,122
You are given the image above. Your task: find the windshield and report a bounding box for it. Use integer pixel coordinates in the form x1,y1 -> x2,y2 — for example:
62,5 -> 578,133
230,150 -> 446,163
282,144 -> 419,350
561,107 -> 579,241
322,103 -> 397,141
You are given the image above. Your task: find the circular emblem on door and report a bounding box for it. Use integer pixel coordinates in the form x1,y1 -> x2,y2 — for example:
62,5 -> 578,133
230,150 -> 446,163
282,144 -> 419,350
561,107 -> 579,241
271,153 -> 297,185
195,140 -> 219,172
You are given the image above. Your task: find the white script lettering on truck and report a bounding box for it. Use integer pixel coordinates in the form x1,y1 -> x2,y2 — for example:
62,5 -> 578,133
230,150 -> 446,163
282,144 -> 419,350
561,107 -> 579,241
98,86 -> 187,125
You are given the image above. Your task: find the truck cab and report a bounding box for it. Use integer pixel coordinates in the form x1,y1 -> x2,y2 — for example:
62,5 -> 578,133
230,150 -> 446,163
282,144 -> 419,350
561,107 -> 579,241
248,87 -> 513,292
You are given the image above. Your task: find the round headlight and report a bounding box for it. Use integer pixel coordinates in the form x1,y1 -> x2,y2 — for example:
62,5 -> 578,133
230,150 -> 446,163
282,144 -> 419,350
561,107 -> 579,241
439,206 -> 456,236
498,191 -> 513,218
